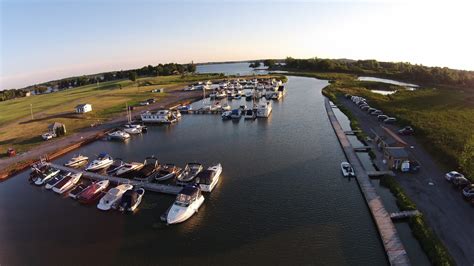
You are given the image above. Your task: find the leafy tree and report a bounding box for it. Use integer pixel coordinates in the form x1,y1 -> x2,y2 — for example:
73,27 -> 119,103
263,59 -> 276,68
249,62 -> 261,68
128,71 -> 137,82
460,135 -> 474,179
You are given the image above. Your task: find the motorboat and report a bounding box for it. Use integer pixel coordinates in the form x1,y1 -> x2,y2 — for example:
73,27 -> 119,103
77,180 -> 110,204
124,123 -> 147,133
108,130 -> 130,141
341,162 -> 355,177
216,90 -> 227,99
68,181 -> 90,199
29,162 -> 49,183
106,159 -> 125,175
141,110 -> 179,124
166,185 -> 205,224
85,153 -> 114,171
256,101 -> 272,118
245,91 -> 253,101
227,90 -> 235,99
244,109 -> 256,120
195,163 -> 222,192
97,184 -> 134,211
177,163 -> 203,183
233,93 -> 242,100
230,109 -> 242,120
123,126 -> 142,135
64,154 -> 88,168
221,111 -> 232,120
115,162 -> 144,177
53,172 -> 82,194
155,164 -> 182,181
118,188 -> 145,212
45,170 -> 71,189
134,157 -> 160,181
271,91 -> 283,100
33,167 -> 60,186
177,105 -> 193,113
221,104 -> 231,111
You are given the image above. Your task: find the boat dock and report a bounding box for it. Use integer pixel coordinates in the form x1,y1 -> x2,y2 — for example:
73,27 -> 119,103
390,210 -> 420,220
367,170 -> 396,177
48,163 -> 183,195
353,146 -> 372,152
325,98 -> 410,266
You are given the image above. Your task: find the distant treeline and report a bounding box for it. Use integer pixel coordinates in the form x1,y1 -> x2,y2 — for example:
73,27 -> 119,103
0,62 -> 196,101
281,57 -> 474,88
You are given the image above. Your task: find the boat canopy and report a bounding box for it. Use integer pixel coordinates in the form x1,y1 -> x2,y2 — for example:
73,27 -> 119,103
122,190 -> 139,204
195,170 -> 215,185
98,152 -> 109,159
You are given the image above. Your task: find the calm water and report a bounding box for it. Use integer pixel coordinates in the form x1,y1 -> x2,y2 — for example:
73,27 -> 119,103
197,62 -> 268,76
358,76 -> 419,88
0,76 -> 392,265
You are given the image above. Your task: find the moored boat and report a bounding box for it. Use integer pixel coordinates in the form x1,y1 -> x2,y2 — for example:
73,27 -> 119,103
176,163 -> 203,183
85,153 -> 114,171
115,162 -> 144,177
33,167 -> 60,186
106,159 -> 125,175
45,170 -> 71,189
77,180 -> 110,204
108,130 -> 130,141
166,185 -> 205,224
256,101 -> 272,118
230,109 -> 242,120
68,181 -> 90,199
244,109 -> 256,120
195,163 -> 222,192
64,154 -> 88,168
134,157 -> 160,181
155,164 -> 182,181
341,162 -> 355,177
97,183 -> 134,211
118,188 -> 145,212
53,172 -> 82,194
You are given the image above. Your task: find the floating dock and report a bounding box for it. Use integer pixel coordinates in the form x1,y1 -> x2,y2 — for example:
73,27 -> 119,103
390,210 -> 420,220
325,98 -> 410,266
48,163 -> 182,195
367,170 -> 396,177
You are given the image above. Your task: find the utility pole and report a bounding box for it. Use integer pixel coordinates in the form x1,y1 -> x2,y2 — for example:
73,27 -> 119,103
30,104 -> 34,120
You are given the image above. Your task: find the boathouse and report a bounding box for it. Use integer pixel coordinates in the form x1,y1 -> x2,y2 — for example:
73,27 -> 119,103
75,103 -> 92,114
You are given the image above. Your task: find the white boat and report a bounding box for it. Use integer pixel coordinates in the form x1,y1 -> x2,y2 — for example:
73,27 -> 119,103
256,83 -> 265,90
256,101 -> 272,118
244,109 -> 256,120
177,163 -> 203,183
85,153 -> 114,171
34,167 -> 60,186
167,185 -> 205,224
221,111 -> 232,120
45,171 -> 71,189
221,104 -> 231,111
64,155 -> 88,168
118,188 -> 145,212
140,110 -> 180,124
108,130 -> 130,141
97,184 -> 134,211
216,90 -> 227,99
123,126 -> 141,135
341,162 -> 355,177
106,159 -> 125,175
115,162 -> 144,177
53,172 -> 82,194
230,109 -> 242,119
195,163 -> 222,192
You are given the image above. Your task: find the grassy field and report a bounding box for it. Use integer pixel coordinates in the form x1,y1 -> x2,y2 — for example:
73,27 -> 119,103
318,73 -> 474,179
0,74 -> 224,155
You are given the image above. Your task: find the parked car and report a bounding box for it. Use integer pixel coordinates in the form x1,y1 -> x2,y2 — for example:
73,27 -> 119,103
139,101 -> 149,106
6,147 -> 16,157
445,171 -> 465,182
361,106 -> 371,111
370,110 -> 383,116
146,98 -> 155,104
357,101 -> 367,106
359,103 -> 369,108
377,115 -> 388,122
462,184 -> 474,199
398,126 -> 414,135
452,176 -> 471,189
383,117 -> 397,124
41,132 -> 56,141
367,108 -> 377,113
409,161 -> 421,173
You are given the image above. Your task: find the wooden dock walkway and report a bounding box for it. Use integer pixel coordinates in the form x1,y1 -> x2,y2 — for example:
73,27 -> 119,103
367,170 -> 396,177
325,98 -> 410,266
48,163 -> 182,195
390,210 -> 420,220
353,146 -> 371,152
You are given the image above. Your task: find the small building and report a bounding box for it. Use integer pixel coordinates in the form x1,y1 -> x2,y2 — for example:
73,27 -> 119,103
384,147 -> 410,170
75,104 -> 92,114
48,122 -> 66,136
25,91 -> 31,97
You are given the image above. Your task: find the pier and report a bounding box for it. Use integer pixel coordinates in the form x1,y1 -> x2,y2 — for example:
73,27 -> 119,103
390,210 -> 420,220
353,146 -> 371,152
325,98 -> 410,266
48,163 -> 183,195
367,170 -> 396,177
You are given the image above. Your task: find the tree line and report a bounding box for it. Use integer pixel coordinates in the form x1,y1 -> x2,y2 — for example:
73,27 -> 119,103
282,57 -> 474,88
0,62 -> 196,101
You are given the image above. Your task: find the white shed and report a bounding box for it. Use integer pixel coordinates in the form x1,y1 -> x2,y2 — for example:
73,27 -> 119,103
75,103 -> 92,113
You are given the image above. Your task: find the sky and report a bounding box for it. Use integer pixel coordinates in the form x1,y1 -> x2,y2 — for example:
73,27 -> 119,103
1,0 -> 473,89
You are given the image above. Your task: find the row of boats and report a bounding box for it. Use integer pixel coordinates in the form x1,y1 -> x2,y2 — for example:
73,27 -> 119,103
221,101 -> 272,120
107,124 -> 148,141
65,153 -> 222,191
184,78 -> 283,92
29,163 -> 145,212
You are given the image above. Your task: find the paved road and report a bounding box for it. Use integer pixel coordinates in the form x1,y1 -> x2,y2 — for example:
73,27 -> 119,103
339,96 -> 474,265
0,90 -> 201,174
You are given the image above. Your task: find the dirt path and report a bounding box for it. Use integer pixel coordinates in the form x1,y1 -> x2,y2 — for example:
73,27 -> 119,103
0,90 -> 201,176
338,96 -> 474,265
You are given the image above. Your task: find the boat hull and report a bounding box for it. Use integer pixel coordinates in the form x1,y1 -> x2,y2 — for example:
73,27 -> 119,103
167,195 -> 205,224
